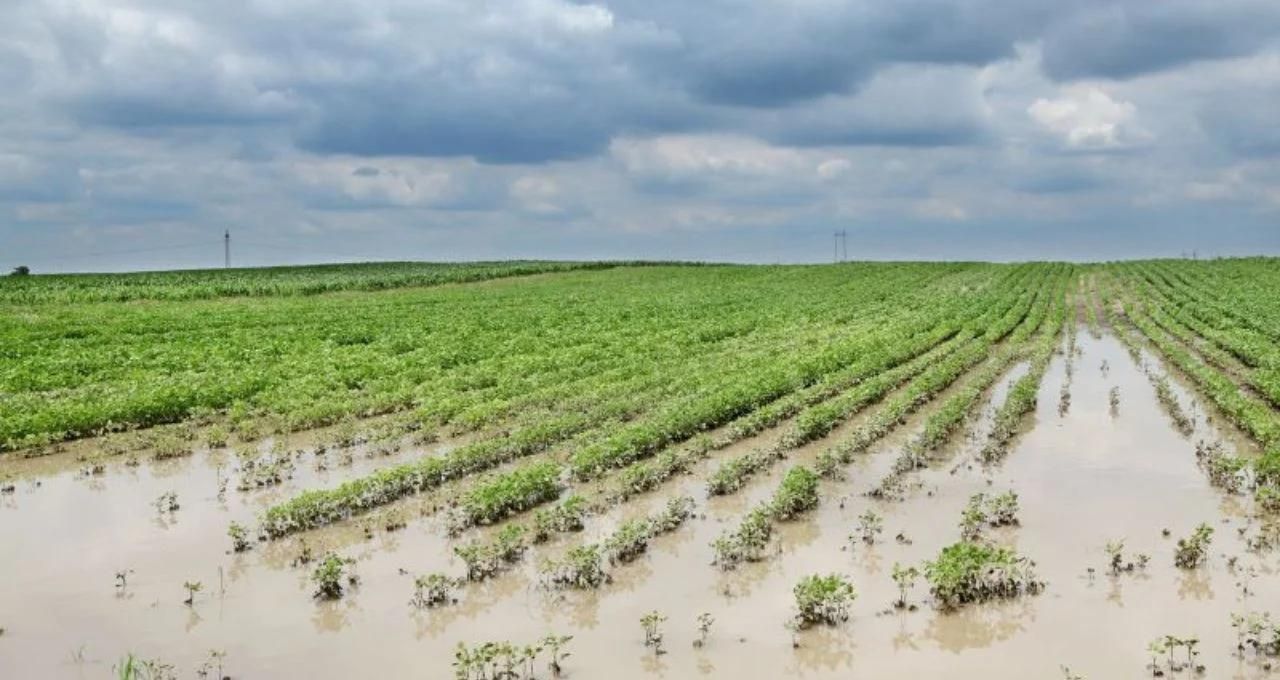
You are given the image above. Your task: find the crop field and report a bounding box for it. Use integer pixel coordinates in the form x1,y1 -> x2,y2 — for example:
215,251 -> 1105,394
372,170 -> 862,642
2,259 -> 1280,679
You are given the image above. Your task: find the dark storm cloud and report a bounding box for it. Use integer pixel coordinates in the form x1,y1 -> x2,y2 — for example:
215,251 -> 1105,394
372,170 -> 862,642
16,0 -> 1048,162
616,0 -> 1047,107
1199,93 -> 1280,157
69,91 -> 292,129
754,66 -> 994,149
294,84 -> 617,164
2,0 -> 1279,270
17,0 -> 1278,162
1040,0 -> 1280,81
1012,167 -> 1108,194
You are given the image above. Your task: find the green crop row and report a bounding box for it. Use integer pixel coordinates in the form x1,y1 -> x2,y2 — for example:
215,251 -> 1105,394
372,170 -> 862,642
980,282 -> 1071,462
1119,293 -> 1280,447
815,267 -> 1068,477
0,261 -> 633,303
3,263 -> 983,450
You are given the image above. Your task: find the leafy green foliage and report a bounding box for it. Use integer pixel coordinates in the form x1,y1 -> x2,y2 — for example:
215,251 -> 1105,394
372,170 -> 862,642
0,261 -> 615,303
411,573 -> 460,608
924,541 -> 1043,610
1174,523 -> 1213,569
540,544 -> 606,589
793,574 -> 857,627
891,563 -> 920,608
249,263 -> 1028,537
711,506 -> 774,569
957,491 -> 1020,540
452,632 -> 573,680
531,495 -> 588,543
312,553 -> 354,599
455,524 -> 527,582
1231,611 -> 1280,658
601,496 -> 695,565
769,466 -> 819,520
227,522 -> 251,552
460,461 -> 562,527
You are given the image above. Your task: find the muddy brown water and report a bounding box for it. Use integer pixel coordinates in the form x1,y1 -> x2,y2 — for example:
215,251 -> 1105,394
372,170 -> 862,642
2,328 -> 1278,679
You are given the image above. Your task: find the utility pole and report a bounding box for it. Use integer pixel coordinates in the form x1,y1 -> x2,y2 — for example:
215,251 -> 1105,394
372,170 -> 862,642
224,229 -> 230,269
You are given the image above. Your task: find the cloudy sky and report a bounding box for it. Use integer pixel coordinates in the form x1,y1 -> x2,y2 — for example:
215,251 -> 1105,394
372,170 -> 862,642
2,0 -> 1279,271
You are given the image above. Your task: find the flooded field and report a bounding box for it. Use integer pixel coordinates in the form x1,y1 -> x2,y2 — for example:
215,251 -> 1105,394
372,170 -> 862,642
3,325 -> 1278,679
4,260 -> 1280,679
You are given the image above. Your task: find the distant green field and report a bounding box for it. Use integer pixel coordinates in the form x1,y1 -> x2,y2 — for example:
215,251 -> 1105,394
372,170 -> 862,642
0,260 -> 646,303
1,261 -> 1010,450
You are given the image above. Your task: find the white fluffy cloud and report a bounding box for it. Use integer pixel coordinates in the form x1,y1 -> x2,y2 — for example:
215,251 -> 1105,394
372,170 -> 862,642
1027,85 -> 1145,149
610,135 -> 809,179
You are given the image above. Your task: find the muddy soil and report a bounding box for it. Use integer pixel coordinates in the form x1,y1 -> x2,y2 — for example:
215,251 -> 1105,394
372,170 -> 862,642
1,327 -> 1277,679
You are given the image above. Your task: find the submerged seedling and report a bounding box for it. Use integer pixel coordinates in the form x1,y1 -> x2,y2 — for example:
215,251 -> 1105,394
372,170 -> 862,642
694,612 -> 714,648
959,496 -> 987,541
543,633 -> 572,677
153,491 -> 179,514
292,538 -> 314,567
531,495 -> 588,543
114,654 -> 176,680
958,491 -> 1019,540
988,491 -> 1020,526
793,573 -> 856,628
410,573 -> 459,608
540,544 -> 606,589
1174,524 -> 1213,569
640,610 -> 667,654
891,562 -> 920,610
182,580 -> 202,606
1105,539 -> 1150,575
924,541 -> 1043,610
227,522 -> 251,553
711,505 -> 773,569
1147,635 -> 1205,676
855,509 -> 884,545
456,524 -> 527,582
1230,611 -> 1280,658
312,553 -> 355,599
195,649 -> 227,680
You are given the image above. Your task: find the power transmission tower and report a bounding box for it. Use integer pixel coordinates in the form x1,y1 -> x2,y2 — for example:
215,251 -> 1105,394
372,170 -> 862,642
833,230 -> 847,263
224,229 -> 230,269
841,230 -> 847,262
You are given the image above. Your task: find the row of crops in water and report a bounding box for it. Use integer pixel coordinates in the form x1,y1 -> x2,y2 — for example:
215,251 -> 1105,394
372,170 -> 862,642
4,260 -> 1279,496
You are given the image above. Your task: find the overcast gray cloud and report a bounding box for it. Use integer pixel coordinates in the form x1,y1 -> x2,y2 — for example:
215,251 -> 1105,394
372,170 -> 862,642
1,0 -> 1278,272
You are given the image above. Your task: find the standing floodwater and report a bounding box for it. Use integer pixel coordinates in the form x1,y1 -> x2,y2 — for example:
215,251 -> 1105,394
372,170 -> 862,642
3,262 -> 1280,679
